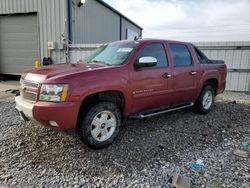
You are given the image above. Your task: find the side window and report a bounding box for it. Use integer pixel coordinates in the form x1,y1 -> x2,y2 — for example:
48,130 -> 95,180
137,43 -> 168,68
169,44 -> 192,67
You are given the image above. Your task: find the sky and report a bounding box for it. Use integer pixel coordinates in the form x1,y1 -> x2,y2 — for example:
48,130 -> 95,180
103,0 -> 250,42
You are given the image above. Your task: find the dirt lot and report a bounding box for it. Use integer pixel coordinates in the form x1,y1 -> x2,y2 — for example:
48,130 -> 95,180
0,84 -> 249,188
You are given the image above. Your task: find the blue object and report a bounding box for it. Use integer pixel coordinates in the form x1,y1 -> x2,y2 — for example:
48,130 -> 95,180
241,143 -> 249,151
189,163 -> 203,171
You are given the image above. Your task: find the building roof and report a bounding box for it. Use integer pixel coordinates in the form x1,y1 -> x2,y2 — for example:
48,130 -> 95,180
96,0 -> 143,30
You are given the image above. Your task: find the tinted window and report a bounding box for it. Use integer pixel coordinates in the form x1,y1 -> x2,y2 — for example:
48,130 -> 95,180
169,44 -> 192,67
137,43 -> 168,68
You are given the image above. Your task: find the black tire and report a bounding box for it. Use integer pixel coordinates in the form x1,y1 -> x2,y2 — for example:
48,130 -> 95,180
194,85 -> 215,114
78,102 -> 122,149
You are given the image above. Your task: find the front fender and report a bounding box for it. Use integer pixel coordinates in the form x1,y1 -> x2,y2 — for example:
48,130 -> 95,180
69,75 -> 132,117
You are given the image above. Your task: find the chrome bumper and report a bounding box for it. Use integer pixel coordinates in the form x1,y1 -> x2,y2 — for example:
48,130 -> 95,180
15,96 -> 34,121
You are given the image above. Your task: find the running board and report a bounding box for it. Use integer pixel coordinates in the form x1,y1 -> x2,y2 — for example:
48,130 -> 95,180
129,103 -> 194,119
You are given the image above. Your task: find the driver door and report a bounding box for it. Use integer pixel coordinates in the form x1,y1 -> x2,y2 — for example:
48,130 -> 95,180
129,42 -> 174,113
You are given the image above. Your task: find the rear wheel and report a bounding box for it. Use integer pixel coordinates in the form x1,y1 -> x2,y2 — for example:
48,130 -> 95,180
194,85 -> 215,114
79,102 -> 122,149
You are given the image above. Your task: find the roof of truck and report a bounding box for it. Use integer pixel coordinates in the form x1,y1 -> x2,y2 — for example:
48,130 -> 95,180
137,38 -> 191,44
110,38 -> 192,45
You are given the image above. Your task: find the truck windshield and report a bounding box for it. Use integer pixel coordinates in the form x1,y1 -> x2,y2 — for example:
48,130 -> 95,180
84,42 -> 137,65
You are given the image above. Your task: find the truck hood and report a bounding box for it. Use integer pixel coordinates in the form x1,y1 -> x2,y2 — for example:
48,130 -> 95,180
22,63 -> 109,83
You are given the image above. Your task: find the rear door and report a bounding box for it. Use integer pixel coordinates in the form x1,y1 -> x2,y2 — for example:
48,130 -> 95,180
168,43 -> 198,105
129,42 -> 173,113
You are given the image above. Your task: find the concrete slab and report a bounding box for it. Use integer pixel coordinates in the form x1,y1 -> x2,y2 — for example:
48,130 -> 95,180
0,81 -> 20,102
234,149 -> 248,158
172,174 -> 191,188
0,81 -> 20,92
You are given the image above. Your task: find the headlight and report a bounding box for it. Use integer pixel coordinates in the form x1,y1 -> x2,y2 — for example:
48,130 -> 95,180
39,84 -> 69,102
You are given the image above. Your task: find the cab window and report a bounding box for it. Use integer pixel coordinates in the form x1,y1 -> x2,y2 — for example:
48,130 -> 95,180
169,44 -> 192,67
137,43 -> 168,68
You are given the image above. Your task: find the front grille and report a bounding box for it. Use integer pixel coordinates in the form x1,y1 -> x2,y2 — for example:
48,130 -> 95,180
21,79 -> 39,88
22,91 -> 37,101
20,79 -> 39,102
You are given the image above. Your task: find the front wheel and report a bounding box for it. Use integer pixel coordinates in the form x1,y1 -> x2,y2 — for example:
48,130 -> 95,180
79,102 -> 122,149
194,85 -> 215,114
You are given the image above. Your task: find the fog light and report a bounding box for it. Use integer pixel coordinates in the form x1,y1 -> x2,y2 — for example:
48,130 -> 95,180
49,121 -> 59,127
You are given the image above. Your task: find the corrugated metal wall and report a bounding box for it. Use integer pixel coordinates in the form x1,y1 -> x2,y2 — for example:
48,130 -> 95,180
69,44 -> 101,63
195,41 -> 250,92
0,0 -> 67,64
71,0 -> 142,43
71,0 -> 120,43
121,18 -> 141,40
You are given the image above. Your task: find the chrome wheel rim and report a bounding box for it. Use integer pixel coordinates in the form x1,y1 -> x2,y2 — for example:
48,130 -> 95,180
202,90 -> 213,110
90,111 -> 117,142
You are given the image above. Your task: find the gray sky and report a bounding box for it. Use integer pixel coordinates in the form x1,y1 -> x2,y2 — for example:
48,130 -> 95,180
104,0 -> 250,42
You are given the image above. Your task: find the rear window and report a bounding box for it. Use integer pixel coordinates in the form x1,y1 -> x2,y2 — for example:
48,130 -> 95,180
169,44 -> 192,67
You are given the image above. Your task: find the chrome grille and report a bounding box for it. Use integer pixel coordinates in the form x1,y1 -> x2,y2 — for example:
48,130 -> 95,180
20,79 -> 39,102
21,79 -> 39,88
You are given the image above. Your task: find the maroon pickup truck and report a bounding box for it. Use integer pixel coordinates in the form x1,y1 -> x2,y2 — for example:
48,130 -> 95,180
16,39 -> 227,149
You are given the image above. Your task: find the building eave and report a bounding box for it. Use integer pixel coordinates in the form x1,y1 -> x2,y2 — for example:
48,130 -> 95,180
96,0 -> 143,30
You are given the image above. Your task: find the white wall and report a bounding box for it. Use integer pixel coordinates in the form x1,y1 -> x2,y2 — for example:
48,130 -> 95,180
195,41 -> 250,92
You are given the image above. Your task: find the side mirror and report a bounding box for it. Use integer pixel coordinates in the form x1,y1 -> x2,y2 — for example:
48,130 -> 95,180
136,56 -> 157,68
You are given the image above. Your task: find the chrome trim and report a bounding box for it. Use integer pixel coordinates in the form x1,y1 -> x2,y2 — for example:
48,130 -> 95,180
190,71 -> 197,75
20,79 -> 39,88
166,74 -> 172,78
20,79 -> 39,102
130,103 -> 194,119
142,103 -> 194,118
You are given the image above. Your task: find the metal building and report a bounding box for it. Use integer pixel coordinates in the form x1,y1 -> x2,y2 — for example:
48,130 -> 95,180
0,0 -> 142,74
195,41 -> 250,92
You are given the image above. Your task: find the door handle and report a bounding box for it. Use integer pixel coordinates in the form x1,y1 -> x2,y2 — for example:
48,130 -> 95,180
162,73 -> 172,79
190,71 -> 197,75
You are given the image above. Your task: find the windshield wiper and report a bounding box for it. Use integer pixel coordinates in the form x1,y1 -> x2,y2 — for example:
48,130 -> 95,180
89,60 -> 113,66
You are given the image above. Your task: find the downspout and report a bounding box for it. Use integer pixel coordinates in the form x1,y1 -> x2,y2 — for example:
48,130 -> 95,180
119,16 -> 122,40
67,0 -> 73,42
66,0 -> 72,63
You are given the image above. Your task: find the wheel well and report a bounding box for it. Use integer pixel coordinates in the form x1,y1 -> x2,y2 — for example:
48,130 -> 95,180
76,91 -> 125,130
204,79 -> 218,94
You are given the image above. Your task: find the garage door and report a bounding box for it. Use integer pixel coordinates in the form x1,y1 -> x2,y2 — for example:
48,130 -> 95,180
0,14 -> 40,74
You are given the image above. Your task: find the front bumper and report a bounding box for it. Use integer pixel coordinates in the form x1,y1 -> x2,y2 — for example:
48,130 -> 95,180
15,96 -> 79,130
15,96 -> 34,121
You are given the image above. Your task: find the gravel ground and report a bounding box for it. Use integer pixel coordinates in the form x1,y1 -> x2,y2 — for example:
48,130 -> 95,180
0,90 -> 250,188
